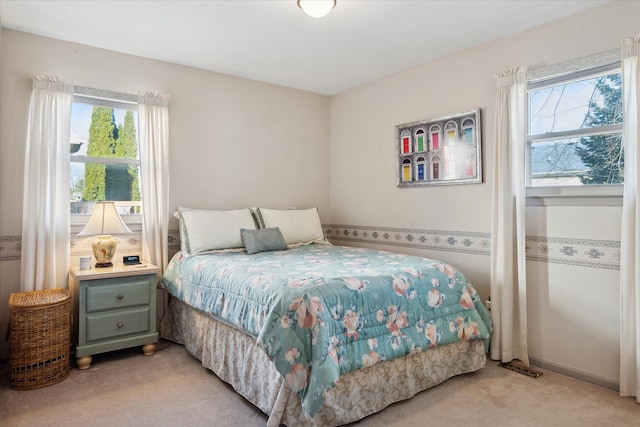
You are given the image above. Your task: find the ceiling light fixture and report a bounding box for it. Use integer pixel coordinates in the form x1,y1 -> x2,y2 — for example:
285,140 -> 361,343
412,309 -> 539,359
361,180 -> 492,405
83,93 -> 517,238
297,0 -> 336,19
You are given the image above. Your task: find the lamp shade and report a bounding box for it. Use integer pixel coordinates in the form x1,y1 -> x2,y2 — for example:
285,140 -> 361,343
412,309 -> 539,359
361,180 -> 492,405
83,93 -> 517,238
297,0 -> 336,18
78,202 -> 131,268
78,202 -> 132,236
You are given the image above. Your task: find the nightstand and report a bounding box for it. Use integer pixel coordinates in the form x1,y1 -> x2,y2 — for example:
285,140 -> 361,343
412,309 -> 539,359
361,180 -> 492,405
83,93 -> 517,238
68,262 -> 160,369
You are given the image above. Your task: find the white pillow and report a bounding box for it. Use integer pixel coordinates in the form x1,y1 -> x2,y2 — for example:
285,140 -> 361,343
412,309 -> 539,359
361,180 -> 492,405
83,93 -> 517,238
175,207 -> 257,256
256,208 -> 325,245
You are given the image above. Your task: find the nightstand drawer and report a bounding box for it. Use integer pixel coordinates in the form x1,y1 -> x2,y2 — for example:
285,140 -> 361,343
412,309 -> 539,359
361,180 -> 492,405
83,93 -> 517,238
86,278 -> 151,312
86,308 -> 151,342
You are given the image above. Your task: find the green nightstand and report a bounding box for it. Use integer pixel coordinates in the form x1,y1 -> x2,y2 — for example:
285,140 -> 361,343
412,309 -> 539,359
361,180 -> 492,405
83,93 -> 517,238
68,262 -> 160,369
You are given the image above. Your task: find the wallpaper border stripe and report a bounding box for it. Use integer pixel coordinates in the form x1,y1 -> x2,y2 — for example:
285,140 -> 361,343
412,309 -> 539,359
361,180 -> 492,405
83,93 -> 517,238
0,235 -> 21,261
0,228 -> 621,270
325,224 -> 491,256
324,225 -> 620,270
526,236 -> 620,270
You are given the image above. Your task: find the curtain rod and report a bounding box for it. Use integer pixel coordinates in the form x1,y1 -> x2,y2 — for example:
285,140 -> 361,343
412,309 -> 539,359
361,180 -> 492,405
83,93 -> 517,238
526,48 -> 620,82
74,85 -> 137,103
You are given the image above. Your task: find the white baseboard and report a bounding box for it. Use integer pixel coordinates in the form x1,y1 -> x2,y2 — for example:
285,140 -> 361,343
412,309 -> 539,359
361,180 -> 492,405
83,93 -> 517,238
528,356 -> 619,392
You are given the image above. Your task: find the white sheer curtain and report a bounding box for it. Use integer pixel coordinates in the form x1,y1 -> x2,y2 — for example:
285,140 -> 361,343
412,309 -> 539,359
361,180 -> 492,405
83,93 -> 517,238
620,34 -> 640,402
20,76 -> 73,291
138,91 -> 170,318
490,67 -> 529,365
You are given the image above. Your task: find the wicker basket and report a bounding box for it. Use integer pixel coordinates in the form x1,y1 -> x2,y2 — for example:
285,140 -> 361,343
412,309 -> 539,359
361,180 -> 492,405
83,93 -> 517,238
9,288 -> 71,390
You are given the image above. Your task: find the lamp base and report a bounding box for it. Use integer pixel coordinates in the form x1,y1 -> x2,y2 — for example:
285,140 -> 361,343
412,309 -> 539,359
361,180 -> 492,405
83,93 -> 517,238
95,262 -> 113,268
91,235 -> 118,268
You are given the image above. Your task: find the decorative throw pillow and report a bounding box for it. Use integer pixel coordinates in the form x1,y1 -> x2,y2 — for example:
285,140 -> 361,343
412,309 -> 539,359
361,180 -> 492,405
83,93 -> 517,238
241,228 -> 288,255
254,207 -> 326,246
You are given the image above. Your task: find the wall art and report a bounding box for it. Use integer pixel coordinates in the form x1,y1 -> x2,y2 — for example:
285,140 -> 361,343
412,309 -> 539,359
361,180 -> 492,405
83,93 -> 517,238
397,109 -> 482,187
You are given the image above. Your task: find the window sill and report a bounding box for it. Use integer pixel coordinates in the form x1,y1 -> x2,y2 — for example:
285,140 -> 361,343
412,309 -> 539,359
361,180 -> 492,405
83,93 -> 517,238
526,185 -> 623,206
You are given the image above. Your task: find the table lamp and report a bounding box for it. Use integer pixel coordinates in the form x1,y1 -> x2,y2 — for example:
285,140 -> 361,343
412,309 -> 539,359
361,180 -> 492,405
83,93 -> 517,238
78,201 -> 132,267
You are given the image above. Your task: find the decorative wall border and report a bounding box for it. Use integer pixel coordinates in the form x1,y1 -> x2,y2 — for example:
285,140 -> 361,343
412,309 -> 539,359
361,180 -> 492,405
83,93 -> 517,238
325,224 -> 491,256
324,225 -> 621,270
69,234 -> 142,257
526,236 -> 620,270
0,235 -> 21,261
0,229 -> 622,270
0,229 -> 181,262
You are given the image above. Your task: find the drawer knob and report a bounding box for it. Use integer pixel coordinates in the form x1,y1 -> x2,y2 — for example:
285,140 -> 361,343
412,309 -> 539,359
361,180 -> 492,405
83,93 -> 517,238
117,322 -> 124,329
117,294 -> 124,300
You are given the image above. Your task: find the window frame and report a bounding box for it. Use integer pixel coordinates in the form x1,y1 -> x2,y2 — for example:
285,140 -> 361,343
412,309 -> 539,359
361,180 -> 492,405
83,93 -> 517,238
70,86 -> 142,226
525,49 -> 623,206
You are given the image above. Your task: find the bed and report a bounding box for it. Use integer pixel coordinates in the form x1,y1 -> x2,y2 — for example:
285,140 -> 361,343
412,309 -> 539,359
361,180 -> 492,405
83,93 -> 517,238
159,207 -> 492,426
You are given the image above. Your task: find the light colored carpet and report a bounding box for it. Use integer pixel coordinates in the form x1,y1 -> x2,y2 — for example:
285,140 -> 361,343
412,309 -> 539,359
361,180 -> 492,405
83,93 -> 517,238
1,341 -> 639,426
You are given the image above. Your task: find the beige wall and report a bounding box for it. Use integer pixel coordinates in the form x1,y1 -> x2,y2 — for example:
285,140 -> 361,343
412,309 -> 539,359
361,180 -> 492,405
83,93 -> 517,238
0,0 -> 638,388
0,30 -> 330,357
329,1 -> 638,388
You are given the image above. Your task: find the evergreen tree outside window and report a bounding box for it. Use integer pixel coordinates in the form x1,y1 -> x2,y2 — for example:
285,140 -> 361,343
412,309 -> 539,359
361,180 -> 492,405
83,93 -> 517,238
527,62 -> 623,188
70,91 -> 141,220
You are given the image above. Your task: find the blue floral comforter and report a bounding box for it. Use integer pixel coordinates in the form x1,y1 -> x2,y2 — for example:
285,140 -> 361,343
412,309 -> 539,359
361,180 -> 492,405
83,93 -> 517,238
160,243 -> 492,418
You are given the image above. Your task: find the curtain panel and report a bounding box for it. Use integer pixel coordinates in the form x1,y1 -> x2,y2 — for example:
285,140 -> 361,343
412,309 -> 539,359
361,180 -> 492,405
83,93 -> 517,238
138,91 -> 170,271
20,76 -> 73,291
138,91 -> 170,320
620,33 -> 640,402
490,67 -> 529,365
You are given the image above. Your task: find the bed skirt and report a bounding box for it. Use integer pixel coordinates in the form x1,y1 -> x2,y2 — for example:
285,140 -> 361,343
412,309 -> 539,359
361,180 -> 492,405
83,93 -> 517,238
160,297 -> 486,426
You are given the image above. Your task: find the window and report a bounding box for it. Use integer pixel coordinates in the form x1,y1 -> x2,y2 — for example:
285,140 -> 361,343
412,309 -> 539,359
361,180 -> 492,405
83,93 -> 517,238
526,60 -> 623,202
70,87 -> 141,223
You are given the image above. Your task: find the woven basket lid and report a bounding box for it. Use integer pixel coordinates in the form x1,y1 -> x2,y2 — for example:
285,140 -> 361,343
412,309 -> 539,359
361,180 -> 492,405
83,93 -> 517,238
9,288 -> 70,308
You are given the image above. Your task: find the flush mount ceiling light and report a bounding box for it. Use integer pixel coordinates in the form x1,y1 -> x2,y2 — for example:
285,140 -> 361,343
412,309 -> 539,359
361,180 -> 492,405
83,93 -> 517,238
297,0 -> 336,18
